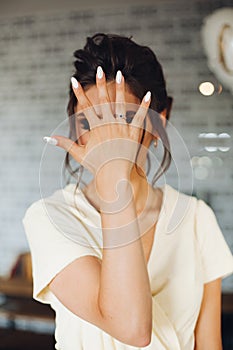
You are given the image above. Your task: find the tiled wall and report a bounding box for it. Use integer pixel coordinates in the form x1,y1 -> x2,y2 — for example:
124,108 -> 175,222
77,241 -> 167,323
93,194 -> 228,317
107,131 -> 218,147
0,0 -> 233,291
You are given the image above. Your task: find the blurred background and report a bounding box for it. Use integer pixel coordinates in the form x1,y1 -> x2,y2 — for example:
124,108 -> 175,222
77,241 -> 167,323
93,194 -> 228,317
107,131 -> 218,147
0,0 -> 233,348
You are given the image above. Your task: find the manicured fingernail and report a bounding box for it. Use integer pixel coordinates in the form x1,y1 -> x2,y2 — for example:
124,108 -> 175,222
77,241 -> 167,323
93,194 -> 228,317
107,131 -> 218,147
71,77 -> 79,89
43,136 -> 58,146
116,70 -> 122,84
144,91 -> 151,102
97,66 -> 103,79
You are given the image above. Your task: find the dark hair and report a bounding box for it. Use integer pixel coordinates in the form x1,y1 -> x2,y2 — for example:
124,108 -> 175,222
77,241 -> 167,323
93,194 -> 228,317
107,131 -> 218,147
64,33 -> 173,189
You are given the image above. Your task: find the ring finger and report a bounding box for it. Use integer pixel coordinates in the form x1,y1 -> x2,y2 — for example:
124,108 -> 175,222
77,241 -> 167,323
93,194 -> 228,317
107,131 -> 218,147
96,66 -> 114,122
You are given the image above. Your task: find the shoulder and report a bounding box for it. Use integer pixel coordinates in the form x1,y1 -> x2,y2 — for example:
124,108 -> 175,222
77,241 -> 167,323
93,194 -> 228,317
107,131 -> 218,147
162,184 -> 199,233
23,184 -> 79,224
163,183 -> 211,215
22,198 -> 44,225
22,184 -> 77,240
22,184 -> 102,250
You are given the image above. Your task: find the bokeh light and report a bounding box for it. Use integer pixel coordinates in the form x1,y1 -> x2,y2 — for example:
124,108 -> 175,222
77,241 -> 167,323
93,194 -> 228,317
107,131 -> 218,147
199,81 -> 215,96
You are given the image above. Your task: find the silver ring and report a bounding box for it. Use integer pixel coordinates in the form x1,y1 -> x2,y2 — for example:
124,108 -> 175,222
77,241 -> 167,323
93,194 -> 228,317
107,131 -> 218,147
115,113 -> 126,121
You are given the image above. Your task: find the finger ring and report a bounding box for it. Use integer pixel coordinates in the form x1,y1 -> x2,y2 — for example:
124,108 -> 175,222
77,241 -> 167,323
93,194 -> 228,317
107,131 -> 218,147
115,113 -> 126,120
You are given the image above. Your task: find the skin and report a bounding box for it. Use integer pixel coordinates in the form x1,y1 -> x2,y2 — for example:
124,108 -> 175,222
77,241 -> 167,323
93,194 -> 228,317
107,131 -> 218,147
75,79 -> 166,215
49,70 -> 158,347
49,69 -> 223,348
194,278 -> 223,350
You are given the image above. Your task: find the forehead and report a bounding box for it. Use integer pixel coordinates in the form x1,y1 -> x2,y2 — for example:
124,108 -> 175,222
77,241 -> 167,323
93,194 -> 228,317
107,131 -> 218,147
75,81 -> 141,114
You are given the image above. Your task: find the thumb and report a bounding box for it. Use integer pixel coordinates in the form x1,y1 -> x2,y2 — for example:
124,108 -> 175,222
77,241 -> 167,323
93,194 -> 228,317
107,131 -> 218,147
43,135 -> 85,164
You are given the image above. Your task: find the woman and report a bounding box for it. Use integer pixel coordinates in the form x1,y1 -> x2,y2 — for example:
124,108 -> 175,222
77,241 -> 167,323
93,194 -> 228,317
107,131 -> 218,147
23,33 -> 233,350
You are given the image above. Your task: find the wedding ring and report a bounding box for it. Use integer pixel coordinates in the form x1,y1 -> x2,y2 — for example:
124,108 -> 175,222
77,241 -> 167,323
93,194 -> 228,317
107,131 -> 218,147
115,113 -> 126,120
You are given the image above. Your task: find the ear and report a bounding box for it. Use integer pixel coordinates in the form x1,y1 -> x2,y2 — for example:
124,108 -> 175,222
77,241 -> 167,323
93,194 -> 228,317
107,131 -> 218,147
159,96 -> 173,127
151,98 -> 173,143
151,108 -> 167,144
160,108 -> 167,128
151,107 -> 168,143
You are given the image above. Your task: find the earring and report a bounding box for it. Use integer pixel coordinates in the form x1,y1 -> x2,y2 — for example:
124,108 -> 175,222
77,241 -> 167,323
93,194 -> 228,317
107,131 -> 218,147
153,139 -> 158,147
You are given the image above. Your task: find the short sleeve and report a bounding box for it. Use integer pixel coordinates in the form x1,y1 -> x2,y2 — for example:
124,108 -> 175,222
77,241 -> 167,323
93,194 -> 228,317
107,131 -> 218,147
195,199 -> 233,284
22,199 -> 101,304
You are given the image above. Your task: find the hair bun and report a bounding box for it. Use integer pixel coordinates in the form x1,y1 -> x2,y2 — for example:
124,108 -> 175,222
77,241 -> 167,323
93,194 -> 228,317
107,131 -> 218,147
90,33 -> 107,46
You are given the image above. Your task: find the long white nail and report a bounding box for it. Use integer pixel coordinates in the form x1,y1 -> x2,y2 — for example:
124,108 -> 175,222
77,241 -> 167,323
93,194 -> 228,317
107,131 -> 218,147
97,66 -> 103,79
43,136 -> 58,146
116,70 -> 122,84
71,77 -> 79,89
144,91 -> 151,102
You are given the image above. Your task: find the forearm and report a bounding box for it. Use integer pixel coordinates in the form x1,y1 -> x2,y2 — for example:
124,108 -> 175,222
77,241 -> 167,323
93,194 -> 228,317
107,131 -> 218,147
97,173 -> 152,338
194,340 -> 223,350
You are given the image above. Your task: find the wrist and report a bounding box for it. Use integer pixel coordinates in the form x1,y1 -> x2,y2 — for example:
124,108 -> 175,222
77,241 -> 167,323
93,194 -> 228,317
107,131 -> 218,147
96,176 -> 131,198
96,179 -> 133,214
95,167 -> 131,191
96,161 -> 131,181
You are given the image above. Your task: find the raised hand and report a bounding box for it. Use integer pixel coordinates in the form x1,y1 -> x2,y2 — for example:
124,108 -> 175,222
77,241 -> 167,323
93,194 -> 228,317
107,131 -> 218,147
44,66 -> 151,182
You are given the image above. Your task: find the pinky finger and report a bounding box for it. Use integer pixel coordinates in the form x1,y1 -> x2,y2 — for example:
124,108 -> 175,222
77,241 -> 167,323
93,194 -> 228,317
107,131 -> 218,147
130,91 -> 151,131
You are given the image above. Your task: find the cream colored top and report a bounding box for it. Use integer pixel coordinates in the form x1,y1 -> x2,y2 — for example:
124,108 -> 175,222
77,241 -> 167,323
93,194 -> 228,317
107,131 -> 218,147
22,183 -> 233,350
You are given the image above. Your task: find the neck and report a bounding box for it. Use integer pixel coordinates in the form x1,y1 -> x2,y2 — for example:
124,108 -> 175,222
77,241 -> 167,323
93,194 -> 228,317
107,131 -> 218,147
82,162 -> 153,215
130,164 -> 150,215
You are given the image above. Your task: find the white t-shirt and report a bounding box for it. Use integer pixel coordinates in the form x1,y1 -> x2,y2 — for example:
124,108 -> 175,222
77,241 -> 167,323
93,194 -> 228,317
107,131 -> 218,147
22,183 -> 233,350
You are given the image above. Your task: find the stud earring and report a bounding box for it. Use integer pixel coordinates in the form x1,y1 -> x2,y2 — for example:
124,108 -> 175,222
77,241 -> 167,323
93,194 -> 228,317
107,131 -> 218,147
153,139 -> 158,147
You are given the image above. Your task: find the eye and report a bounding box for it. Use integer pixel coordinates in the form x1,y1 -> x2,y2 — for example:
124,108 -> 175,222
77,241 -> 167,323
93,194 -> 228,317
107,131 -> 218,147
76,114 -> 90,130
126,110 -> 136,124
76,110 -> 137,129
80,118 -> 90,130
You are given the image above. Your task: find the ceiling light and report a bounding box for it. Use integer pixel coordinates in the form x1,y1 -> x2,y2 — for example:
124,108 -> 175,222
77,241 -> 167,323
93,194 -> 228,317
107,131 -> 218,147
199,82 -> 215,96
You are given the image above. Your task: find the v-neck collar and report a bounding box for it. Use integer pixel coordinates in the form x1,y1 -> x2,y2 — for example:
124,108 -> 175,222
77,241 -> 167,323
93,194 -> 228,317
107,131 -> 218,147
64,183 -> 170,275
67,181 -> 168,232
76,183 -> 167,215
